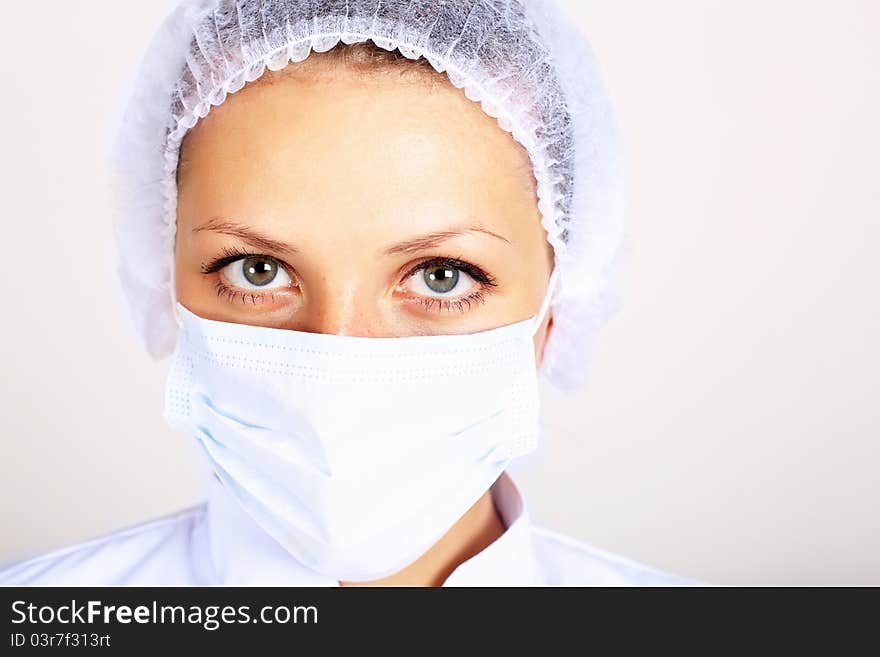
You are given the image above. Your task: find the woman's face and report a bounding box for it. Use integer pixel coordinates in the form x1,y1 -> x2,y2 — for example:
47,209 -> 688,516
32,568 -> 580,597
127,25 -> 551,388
175,62 -> 555,361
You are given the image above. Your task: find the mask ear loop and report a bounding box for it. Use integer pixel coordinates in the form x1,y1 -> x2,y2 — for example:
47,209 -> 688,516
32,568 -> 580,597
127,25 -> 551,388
168,244 -> 183,328
530,266 -> 559,337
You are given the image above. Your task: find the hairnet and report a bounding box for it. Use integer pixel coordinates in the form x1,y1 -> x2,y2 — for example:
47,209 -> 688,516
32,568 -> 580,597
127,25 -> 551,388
109,0 -> 626,392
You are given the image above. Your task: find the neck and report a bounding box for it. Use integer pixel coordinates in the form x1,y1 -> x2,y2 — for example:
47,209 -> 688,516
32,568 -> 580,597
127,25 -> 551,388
338,486 -> 507,587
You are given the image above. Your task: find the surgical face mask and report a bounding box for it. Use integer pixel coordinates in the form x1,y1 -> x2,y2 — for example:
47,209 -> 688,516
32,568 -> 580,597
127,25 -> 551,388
164,268 -> 559,582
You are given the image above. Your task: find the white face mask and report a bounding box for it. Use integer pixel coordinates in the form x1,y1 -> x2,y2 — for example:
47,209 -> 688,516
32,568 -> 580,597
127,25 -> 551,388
164,268 -> 558,582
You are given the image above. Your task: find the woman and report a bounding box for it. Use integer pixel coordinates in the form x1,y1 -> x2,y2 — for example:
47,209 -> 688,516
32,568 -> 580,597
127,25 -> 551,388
0,0 -> 697,586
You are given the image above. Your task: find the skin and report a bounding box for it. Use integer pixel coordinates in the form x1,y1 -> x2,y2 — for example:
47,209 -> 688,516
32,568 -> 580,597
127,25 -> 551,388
174,58 -> 555,587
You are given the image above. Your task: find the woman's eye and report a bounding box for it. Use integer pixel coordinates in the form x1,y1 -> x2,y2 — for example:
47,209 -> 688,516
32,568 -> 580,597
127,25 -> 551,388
406,263 -> 477,297
220,255 -> 292,290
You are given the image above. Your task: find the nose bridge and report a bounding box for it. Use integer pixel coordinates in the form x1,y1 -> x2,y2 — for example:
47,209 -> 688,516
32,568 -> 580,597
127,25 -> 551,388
302,275 -> 385,337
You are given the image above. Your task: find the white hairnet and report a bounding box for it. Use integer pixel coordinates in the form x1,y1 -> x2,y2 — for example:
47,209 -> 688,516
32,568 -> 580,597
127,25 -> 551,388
109,0 -> 626,392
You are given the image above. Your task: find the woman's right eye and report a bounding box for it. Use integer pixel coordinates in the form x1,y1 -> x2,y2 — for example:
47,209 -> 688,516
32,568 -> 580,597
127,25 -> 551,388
220,255 -> 293,290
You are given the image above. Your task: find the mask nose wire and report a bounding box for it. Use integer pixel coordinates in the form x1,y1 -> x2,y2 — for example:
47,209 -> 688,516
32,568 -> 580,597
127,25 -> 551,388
530,266 -> 559,337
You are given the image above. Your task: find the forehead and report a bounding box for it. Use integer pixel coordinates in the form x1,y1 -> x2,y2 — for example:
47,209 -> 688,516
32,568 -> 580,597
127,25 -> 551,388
176,66 -> 539,246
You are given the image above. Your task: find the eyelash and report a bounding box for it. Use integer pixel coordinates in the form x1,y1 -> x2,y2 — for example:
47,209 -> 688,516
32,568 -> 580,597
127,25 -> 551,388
401,255 -> 498,314
200,248 -> 498,313
201,246 -> 283,306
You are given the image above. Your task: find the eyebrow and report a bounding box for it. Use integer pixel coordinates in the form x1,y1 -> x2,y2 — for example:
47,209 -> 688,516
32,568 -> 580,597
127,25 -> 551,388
382,224 -> 511,256
192,218 -> 300,256
192,217 -> 510,257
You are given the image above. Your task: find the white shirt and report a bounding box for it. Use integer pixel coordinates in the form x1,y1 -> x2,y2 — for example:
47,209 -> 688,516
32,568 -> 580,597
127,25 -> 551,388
0,472 -> 701,586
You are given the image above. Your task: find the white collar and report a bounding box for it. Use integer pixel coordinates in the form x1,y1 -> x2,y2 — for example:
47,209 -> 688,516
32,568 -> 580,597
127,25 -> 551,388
204,470 -> 544,586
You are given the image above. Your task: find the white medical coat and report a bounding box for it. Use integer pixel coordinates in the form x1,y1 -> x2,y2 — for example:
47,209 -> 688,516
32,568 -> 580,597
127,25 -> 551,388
0,472 -> 701,586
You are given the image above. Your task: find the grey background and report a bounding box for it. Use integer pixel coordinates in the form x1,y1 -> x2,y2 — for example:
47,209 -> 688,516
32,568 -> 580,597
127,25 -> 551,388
0,0 -> 877,584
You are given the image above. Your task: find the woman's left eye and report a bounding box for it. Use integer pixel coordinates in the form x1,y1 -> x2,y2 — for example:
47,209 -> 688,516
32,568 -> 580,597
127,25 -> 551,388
404,262 -> 478,298
220,255 -> 293,290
